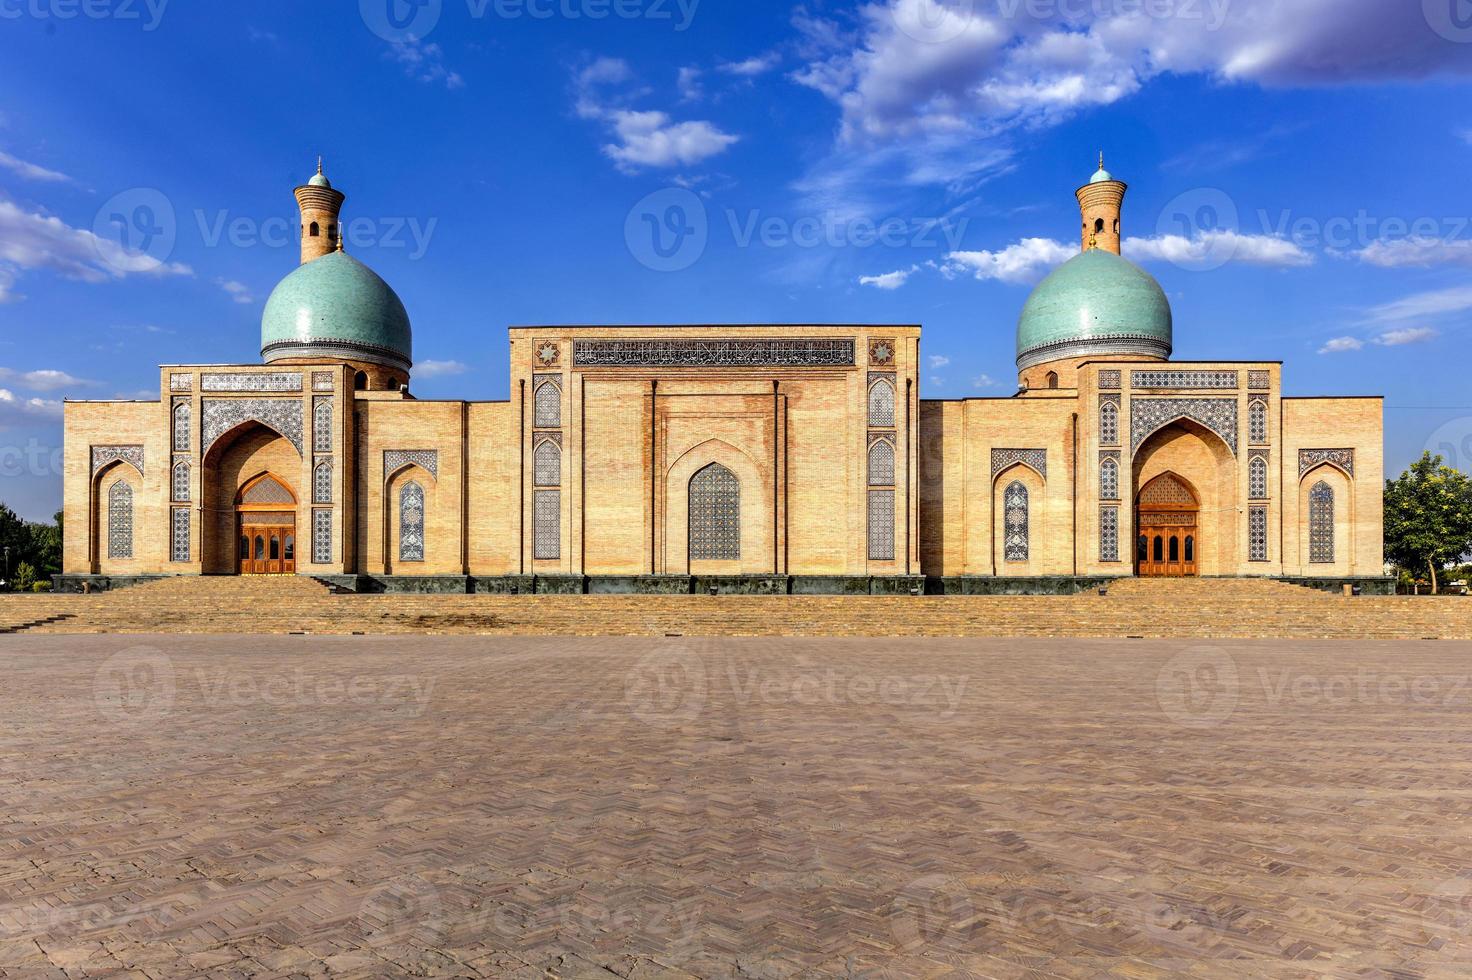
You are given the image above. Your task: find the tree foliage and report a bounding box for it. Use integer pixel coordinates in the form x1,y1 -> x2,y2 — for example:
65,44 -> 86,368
0,503 -> 61,590
1384,452 -> 1472,594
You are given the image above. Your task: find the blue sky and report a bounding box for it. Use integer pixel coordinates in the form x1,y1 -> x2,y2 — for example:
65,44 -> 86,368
0,0 -> 1470,520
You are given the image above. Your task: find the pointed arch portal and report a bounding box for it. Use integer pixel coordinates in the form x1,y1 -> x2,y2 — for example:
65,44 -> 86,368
1135,472 -> 1199,577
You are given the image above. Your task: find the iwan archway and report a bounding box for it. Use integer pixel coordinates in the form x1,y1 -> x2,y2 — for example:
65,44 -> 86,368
1135,472 -> 1199,577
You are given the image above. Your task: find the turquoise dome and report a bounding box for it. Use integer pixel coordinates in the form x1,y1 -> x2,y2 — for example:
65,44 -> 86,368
1088,166 -> 1113,184
260,251 -> 412,372
1016,248 -> 1172,370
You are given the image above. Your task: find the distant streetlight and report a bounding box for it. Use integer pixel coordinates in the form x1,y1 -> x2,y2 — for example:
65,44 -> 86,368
2,546 -> 9,591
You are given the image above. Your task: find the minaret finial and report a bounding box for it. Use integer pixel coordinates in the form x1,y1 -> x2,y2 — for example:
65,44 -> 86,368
317,155 -> 323,176
1098,150 -> 1104,171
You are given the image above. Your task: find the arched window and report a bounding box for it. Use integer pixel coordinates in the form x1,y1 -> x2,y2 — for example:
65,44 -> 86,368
354,371 -> 368,391
1249,399 -> 1268,444
689,463 -> 740,560
309,221 -> 320,237
1003,480 -> 1028,562
534,380 -> 561,428
399,481 -> 425,562
313,459 -> 332,503
1249,456 -> 1267,499
313,398 -> 333,452
1094,218 -> 1105,234
1045,371 -> 1059,389
172,460 -> 190,502
1100,457 -> 1118,500
172,401 -> 190,451
868,377 -> 895,427
534,439 -> 560,487
1309,480 -> 1334,563
867,439 -> 894,486
107,480 -> 133,560
1100,401 -> 1119,445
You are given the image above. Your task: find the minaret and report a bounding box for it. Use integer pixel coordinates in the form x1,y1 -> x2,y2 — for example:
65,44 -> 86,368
293,158 -> 345,264
1075,151 -> 1126,255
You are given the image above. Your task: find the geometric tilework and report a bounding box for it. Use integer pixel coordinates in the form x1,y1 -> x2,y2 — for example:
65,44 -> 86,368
312,371 -> 335,391
1249,454 -> 1268,499
1003,480 -> 1028,562
172,459 -> 190,502
1249,505 -> 1268,562
170,506 -> 190,562
200,372 -> 302,392
688,463 -> 740,561
313,397 -> 333,453
169,372 -> 193,391
384,450 -> 438,481
1131,397 -> 1238,455
312,509 -> 331,564
1098,369 -> 1121,389
107,479 -> 133,560
399,481 -> 425,563
992,449 -> 1047,481
1248,369 -> 1271,389
534,489 -> 561,561
867,489 -> 895,561
1099,454 -> 1119,500
313,459 -> 332,504
868,439 -> 895,487
1309,481 -> 1335,563
172,400 -> 191,452
1248,399 -> 1268,445
867,377 -> 895,428
1299,448 -> 1354,478
1100,398 -> 1120,446
1131,370 -> 1238,389
534,439 -> 561,487
91,445 -> 144,477
534,378 -> 562,428
201,399 -> 304,456
1099,505 -> 1119,562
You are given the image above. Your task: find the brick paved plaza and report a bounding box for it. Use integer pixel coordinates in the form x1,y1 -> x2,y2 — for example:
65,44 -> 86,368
5,635 -> 1472,977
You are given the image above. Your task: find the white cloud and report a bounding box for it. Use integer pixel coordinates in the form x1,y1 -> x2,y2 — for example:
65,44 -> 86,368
1460,128 -> 1472,148
386,39 -> 463,90
858,265 -> 917,289
928,354 -> 949,369
0,388 -> 62,426
1318,336 -> 1364,354
1374,327 -> 1438,347
0,368 -> 95,392
602,111 -> 739,170
677,66 -> 704,101
0,199 -> 191,303
0,150 -> 70,183
1364,286 -> 1472,324
1354,238 -> 1472,269
972,373 -> 998,389
943,237 -> 1074,284
719,52 -> 782,76
928,375 -> 943,388
574,59 -> 738,172
217,278 -> 253,305
1125,231 -> 1314,267
414,359 -> 468,378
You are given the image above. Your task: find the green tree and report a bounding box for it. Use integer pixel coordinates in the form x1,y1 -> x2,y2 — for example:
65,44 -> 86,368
12,562 -> 35,592
1384,452 -> 1472,594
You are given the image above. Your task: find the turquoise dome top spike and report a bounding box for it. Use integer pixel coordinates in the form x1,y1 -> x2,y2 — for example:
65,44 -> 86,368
1089,149 -> 1113,184
1015,248 -> 1172,369
260,250 -> 413,372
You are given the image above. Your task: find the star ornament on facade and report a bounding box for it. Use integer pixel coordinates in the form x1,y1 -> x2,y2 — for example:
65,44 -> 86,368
869,339 -> 895,366
535,341 -> 561,368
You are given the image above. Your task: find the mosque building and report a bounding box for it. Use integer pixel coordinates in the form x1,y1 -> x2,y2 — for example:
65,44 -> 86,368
60,159 -> 1384,591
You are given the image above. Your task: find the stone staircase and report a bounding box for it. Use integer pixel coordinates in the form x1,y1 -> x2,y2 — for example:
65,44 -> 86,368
0,574 -> 1468,638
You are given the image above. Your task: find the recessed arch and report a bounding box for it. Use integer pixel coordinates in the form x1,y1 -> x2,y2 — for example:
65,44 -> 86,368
689,462 -> 740,561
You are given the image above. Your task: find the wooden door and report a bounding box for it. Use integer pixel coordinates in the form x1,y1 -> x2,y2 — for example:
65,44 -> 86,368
235,473 -> 299,575
1136,473 -> 1200,577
